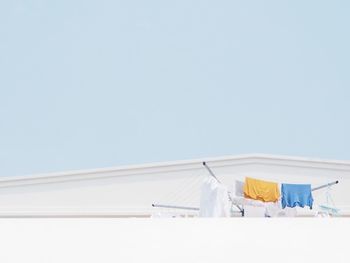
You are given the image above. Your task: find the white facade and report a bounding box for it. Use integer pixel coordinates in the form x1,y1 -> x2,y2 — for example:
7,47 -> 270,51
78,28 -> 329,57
0,154 -> 349,217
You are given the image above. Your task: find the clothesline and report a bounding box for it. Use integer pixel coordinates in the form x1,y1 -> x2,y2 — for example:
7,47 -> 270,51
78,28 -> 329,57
203,161 -> 339,193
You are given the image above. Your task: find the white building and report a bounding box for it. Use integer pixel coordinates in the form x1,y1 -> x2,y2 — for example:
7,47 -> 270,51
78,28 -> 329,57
0,154 -> 349,217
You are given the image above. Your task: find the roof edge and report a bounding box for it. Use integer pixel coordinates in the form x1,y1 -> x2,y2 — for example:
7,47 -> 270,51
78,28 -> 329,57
0,153 -> 349,187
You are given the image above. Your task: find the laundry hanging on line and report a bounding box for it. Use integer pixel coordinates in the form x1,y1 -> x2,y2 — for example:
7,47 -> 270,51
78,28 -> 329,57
281,183 -> 313,209
243,177 -> 280,202
240,177 -> 314,210
199,176 -> 230,217
234,180 -> 296,217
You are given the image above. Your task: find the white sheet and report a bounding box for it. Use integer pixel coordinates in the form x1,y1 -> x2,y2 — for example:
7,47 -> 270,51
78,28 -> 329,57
199,177 -> 230,217
244,205 -> 266,217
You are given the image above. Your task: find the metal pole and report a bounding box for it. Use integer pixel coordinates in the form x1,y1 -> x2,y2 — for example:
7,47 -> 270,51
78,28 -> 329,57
202,162 -> 221,183
152,204 -> 199,211
312,180 -> 339,192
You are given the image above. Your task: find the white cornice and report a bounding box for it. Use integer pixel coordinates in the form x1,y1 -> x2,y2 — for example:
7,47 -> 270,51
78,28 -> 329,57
0,205 -> 349,217
0,154 -> 349,188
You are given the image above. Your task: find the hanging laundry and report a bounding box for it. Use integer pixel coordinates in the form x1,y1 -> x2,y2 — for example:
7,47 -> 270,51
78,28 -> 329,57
317,186 -> 339,216
235,180 -> 245,197
276,207 -> 298,217
199,177 -> 230,217
231,196 -> 297,217
150,212 -> 182,218
243,198 -> 280,217
233,180 -> 280,217
243,177 -> 280,202
281,184 -> 313,209
244,205 -> 266,217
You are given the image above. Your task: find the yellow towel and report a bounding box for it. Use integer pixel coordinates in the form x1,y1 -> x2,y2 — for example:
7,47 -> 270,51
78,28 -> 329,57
244,177 -> 280,202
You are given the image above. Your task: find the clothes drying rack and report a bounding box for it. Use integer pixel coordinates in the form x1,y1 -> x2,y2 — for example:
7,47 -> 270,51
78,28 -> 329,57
152,162 -> 339,217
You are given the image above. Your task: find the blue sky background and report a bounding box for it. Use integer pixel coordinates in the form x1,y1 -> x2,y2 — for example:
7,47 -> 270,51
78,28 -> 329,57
0,1 -> 349,176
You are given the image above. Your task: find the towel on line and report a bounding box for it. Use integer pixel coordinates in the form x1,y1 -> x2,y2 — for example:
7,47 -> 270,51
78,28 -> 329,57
281,183 -> 313,209
244,177 -> 280,202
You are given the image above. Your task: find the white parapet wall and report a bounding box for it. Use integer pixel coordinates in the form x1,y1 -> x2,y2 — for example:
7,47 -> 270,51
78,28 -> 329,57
0,154 -> 349,217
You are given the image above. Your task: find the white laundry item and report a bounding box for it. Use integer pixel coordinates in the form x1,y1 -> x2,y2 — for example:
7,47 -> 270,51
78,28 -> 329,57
243,198 -> 268,207
232,197 -> 295,217
265,202 -> 283,217
276,207 -> 297,217
199,177 -> 230,217
244,205 -> 266,217
232,181 -> 281,217
239,198 -> 280,217
235,180 -> 245,197
244,201 -> 281,217
315,211 -> 331,218
150,212 -> 181,218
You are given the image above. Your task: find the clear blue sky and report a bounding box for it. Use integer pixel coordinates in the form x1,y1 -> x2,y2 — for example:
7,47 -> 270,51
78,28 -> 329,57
0,1 -> 349,176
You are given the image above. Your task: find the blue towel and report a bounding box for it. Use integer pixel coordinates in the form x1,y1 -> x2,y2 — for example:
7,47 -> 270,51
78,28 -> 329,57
281,184 -> 313,209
